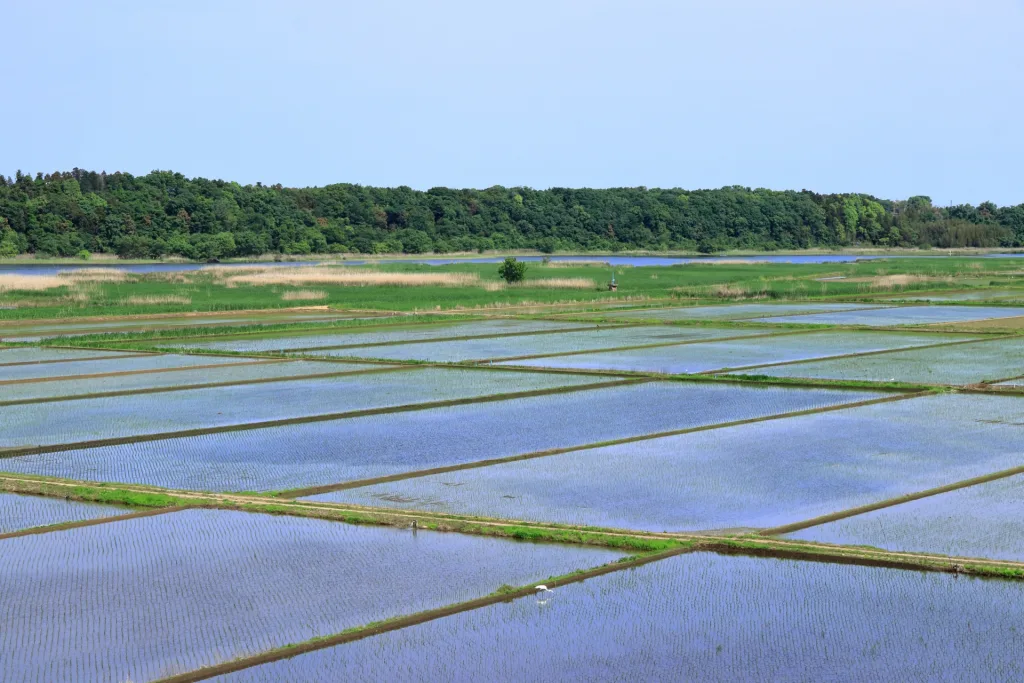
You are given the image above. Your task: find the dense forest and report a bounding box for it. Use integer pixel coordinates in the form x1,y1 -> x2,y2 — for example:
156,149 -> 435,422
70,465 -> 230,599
1,169 -> 1021,259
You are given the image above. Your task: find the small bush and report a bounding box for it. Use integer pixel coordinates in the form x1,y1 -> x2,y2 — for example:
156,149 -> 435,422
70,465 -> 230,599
76,250 -> 92,260
497,256 -> 527,283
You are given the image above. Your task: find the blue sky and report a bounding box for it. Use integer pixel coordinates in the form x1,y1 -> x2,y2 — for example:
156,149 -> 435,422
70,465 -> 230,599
5,1 -> 1023,204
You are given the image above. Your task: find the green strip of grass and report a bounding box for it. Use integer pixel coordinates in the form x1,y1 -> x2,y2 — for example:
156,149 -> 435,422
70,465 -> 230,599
36,314 -> 481,346
6,475 -> 1024,582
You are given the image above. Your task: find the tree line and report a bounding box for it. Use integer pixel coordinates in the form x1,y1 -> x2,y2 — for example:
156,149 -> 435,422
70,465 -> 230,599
1,169 -> 1021,259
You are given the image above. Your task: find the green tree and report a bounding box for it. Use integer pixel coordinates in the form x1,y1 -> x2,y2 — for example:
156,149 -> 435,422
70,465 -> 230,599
0,228 -> 18,257
1,169 -> 1022,255
497,256 -> 527,283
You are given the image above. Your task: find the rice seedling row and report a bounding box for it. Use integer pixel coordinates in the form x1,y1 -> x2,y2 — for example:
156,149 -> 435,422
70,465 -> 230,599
0,508 -> 621,683
0,360 -> 386,404
886,289 -> 1024,302
210,552 -> 1024,683
735,336 -> 1024,385
494,330 -> 978,375
586,302 -> 893,321
786,474 -> 1024,562
315,394 -> 1024,533
315,326 -> 776,363
175,319 -> 598,353
0,492 -> 128,534
752,304 -> 1024,326
0,347 -> 130,365
0,383 -> 881,493
0,368 -> 610,451
0,313 -> 358,340
0,353 -> 261,383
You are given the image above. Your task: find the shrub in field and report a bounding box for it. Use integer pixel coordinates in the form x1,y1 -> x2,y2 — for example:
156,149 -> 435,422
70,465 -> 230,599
498,257 -> 527,284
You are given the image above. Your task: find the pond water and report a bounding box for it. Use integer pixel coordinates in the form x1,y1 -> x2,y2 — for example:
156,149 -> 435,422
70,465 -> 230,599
4,253 -> 1022,276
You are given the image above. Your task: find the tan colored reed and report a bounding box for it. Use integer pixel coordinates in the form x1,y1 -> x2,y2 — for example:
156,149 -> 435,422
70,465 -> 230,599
542,260 -> 610,267
121,295 -> 193,305
281,290 -> 329,301
221,267 -> 481,287
0,275 -> 65,292
57,268 -> 131,282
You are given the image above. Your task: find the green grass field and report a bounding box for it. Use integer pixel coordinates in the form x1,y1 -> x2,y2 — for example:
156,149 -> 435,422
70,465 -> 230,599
2,256 -> 1023,320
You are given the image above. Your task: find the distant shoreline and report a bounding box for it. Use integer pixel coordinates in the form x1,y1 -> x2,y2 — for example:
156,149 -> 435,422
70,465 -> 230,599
2,246 -> 1022,267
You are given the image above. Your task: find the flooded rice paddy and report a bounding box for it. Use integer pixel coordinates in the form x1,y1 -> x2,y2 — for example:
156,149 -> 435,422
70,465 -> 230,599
1,382 -> 876,492
4,297 -> 1024,681
0,311 -> 360,340
738,337 -> 1024,385
0,493 -> 127,534
496,330 -> 977,375
0,351 -> 252,383
592,302 -> 889,321
212,553 -> 1024,682
0,509 -> 620,683
0,359 -> 386,402
750,304 -> 1024,326
323,325 -> 770,363
0,347 -> 127,365
788,474 -> 1024,561
0,367 -> 605,448
175,318 -> 596,353
314,394 -> 1024,532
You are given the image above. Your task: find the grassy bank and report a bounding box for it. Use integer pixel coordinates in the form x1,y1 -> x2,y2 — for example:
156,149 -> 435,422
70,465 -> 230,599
1,257 -> 1022,320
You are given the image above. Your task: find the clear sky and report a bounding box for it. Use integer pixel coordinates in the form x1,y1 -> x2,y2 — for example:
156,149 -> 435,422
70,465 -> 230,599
5,1 -> 1023,204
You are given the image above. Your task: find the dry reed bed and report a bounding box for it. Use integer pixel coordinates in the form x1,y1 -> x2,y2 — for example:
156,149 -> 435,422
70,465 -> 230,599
280,290 -> 329,301
0,268 -> 135,293
857,274 -> 954,291
220,267 -> 481,288
120,295 -> 193,305
0,275 -> 66,293
673,283 -> 768,299
57,268 -> 131,283
195,266 -> 595,290
542,260 -> 610,267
